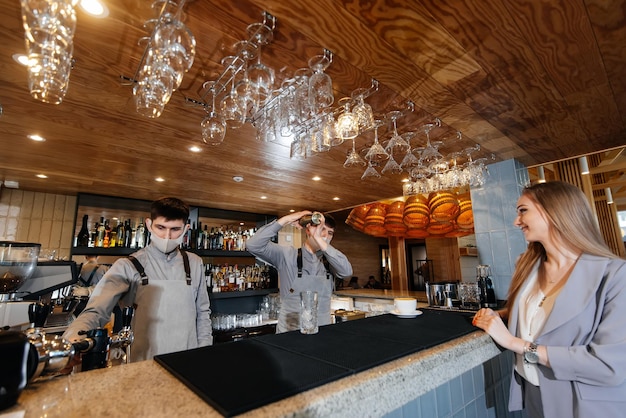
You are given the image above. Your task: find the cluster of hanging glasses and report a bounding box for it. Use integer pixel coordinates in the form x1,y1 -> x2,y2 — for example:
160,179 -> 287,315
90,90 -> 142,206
344,112 -> 489,193
131,0 -> 196,119
196,11 -> 381,149
196,12 -> 277,145
20,0 -> 78,105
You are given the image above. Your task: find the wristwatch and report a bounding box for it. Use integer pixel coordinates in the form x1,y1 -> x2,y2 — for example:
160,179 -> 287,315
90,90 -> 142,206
524,342 -> 539,364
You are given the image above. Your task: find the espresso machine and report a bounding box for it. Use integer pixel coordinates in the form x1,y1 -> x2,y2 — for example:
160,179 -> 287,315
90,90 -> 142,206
0,301 -> 135,411
0,241 -> 135,411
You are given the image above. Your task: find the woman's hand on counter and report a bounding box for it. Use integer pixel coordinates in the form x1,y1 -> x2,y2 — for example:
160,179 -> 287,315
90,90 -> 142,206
472,308 -> 517,351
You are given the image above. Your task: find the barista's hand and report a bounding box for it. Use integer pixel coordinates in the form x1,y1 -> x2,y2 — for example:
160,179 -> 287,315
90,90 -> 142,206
278,210 -> 312,229
472,308 -> 515,349
307,216 -> 328,252
59,350 -> 82,375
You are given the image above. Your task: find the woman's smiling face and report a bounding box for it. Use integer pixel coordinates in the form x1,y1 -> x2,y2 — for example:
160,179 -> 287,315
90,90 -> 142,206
514,194 -> 550,243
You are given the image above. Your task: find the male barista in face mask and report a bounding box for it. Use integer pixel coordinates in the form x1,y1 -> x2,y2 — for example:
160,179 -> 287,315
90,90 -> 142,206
63,197 -> 212,362
246,211 -> 353,333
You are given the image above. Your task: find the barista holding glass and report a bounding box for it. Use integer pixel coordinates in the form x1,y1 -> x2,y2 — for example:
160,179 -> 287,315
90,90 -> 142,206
246,211 -> 353,333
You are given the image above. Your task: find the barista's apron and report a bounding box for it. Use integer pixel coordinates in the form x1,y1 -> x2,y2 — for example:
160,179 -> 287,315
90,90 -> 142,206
277,250 -> 333,333
126,251 -> 198,361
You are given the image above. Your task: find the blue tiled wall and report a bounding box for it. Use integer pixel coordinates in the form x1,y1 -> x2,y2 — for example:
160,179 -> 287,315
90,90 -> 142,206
383,351 -> 526,418
469,160 -> 529,301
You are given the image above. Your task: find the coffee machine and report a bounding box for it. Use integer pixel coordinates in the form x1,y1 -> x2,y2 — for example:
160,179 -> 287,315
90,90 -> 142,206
0,301 -> 135,411
0,241 -> 135,411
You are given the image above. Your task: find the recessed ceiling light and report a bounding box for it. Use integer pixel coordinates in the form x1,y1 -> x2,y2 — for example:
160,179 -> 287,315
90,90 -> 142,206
79,0 -> 109,17
36,174 -> 48,179
333,197 -> 340,201
401,178 -> 410,183
260,196 -> 267,200
189,145 -> 201,153
312,176 -> 321,181
28,134 -> 45,142
12,53 -> 28,66
232,176 -> 244,183
155,177 -> 165,182
289,209 -> 295,213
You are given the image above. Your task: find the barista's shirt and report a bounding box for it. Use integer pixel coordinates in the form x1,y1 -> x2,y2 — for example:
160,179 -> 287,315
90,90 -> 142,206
245,219 -> 353,308
64,244 -> 212,361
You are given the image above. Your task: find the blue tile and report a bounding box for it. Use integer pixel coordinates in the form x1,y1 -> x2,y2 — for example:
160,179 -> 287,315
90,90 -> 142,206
436,381 -> 452,417
452,408 -> 466,418
465,399 -> 478,418
400,398 -> 420,418
475,393 -> 488,417
449,375 -> 465,414
384,405 -> 404,418
420,388 -> 437,417
472,365 -> 485,396
461,370 -> 475,404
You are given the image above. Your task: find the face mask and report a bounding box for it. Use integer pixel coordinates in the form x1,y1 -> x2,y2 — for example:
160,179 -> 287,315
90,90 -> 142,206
147,220 -> 186,254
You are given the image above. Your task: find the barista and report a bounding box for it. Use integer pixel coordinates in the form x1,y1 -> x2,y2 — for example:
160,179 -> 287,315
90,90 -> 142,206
246,211 -> 353,333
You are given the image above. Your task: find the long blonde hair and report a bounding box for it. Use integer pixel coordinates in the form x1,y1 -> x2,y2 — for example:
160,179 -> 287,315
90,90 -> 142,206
506,181 -> 618,308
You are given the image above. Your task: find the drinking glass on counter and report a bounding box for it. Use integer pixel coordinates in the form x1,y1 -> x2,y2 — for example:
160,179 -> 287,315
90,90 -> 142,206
300,290 -> 319,334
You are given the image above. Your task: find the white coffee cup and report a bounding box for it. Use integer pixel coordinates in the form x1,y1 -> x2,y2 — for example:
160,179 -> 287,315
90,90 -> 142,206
394,297 -> 417,314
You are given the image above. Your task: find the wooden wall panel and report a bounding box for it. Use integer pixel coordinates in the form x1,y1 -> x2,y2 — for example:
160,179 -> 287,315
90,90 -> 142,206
424,237 -> 461,282
0,189 -> 77,260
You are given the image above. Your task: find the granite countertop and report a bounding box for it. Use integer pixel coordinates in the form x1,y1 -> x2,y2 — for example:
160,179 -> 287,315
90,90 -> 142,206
4,329 -> 499,418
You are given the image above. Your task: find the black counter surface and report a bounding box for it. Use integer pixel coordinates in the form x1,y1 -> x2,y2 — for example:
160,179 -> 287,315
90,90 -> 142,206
154,309 -> 477,417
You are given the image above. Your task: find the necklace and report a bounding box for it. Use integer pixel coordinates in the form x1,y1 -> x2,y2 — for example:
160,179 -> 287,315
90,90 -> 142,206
539,254 -> 580,285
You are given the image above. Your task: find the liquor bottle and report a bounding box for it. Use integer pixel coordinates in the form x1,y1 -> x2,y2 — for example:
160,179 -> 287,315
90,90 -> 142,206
124,219 -> 132,248
196,222 -> 204,250
109,219 -> 117,248
190,222 -> 197,250
201,225 -> 209,250
76,214 -> 90,247
136,220 -> 146,248
95,217 -> 105,247
103,219 -> 111,248
116,220 -> 124,248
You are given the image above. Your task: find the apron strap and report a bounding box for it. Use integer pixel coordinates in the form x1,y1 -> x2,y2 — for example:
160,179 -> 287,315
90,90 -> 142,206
79,266 -> 99,286
128,256 -> 148,285
180,250 -> 191,285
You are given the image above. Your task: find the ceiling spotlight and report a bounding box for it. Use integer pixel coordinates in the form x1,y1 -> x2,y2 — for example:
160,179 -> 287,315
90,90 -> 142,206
79,0 -> 109,17
28,134 -> 45,141
155,177 -> 165,182
232,176 -> 244,183
36,174 -> 48,179
189,145 -> 201,153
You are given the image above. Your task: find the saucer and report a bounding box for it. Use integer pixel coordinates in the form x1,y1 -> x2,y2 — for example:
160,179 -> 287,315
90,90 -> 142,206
391,309 -> 423,318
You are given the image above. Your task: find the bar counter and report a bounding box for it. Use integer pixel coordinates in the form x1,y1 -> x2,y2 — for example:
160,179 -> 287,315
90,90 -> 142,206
4,315 -> 503,418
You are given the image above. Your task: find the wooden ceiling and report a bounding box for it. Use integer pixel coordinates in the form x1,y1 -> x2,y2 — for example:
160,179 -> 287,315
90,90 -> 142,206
1,0 -> 625,216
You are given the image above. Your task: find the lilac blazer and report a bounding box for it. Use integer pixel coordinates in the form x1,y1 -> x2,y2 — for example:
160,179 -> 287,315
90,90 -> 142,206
507,254 -> 626,417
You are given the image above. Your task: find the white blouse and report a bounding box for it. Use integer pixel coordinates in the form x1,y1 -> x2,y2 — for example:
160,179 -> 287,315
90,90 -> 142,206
515,267 -> 559,386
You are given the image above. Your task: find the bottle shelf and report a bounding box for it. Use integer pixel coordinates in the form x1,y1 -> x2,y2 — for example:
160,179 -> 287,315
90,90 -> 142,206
71,247 -> 255,258
209,288 -> 278,300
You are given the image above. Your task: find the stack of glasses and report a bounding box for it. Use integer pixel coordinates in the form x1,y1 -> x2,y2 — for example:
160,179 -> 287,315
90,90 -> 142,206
133,12 -> 196,118
21,0 -> 77,105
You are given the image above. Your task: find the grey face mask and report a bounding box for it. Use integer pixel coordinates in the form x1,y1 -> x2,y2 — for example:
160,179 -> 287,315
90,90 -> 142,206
146,220 -> 185,253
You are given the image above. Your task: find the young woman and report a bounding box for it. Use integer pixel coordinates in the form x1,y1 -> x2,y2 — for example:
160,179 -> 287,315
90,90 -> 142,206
473,181 -> 626,417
